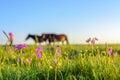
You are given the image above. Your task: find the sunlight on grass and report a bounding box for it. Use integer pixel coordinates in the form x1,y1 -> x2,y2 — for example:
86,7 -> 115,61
0,44 -> 120,80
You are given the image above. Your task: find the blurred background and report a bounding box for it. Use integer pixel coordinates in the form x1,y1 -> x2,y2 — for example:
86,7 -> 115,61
0,0 -> 120,45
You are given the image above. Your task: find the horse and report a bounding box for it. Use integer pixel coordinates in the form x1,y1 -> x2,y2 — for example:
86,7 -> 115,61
41,33 -> 56,43
41,33 -> 69,44
25,34 -> 46,44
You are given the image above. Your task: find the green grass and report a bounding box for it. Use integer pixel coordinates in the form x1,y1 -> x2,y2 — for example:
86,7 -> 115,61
0,44 -> 120,80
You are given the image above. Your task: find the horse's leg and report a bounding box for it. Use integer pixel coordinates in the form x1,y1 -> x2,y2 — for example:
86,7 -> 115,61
62,41 -> 64,45
53,40 -> 56,45
48,39 -> 52,45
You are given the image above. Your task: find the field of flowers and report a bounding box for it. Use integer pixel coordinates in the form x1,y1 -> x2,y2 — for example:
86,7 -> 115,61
0,43 -> 120,80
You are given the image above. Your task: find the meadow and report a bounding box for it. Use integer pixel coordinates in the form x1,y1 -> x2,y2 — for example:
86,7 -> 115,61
0,44 -> 120,80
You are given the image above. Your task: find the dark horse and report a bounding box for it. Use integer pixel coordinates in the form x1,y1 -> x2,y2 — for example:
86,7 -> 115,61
41,33 -> 69,44
25,34 -> 46,43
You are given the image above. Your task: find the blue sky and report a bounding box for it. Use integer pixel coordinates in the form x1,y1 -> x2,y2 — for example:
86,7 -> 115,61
0,0 -> 120,44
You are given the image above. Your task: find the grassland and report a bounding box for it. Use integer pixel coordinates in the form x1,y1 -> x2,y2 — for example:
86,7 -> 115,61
0,44 -> 120,80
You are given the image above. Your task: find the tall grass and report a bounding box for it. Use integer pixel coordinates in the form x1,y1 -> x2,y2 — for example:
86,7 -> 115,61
0,44 -> 120,80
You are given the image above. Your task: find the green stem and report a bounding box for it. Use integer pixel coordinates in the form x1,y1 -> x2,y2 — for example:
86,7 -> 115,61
55,67 -> 57,80
105,42 -> 108,55
91,44 -> 93,55
47,70 -> 49,80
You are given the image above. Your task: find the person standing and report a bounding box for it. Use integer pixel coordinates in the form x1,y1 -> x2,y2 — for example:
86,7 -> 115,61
3,31 -> 14,46
9,32 -> 14,45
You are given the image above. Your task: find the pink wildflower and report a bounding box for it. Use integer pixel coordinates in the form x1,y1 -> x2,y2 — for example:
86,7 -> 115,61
94,37 -> 98,41
55,45 -> 60,51
37,53 -> 42,58
55,46 -> 61,57
14,43 -> 27,50
86,37 -> 91,43
28,58 -> 31,64
17,58 -> 21,63
108,48 -> 112,55
36,46 -> 43,59
56,52 -> 61,57
86,37 -> 98,45
36,46 -> 43,54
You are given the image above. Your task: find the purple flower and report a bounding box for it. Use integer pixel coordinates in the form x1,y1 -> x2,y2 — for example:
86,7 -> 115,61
86,37 -> 98,45
55,46 -> 61,57
94,37 -> 98,41
22,43 -> 27,48
17,58 -> 21,63
86,37 -> 91,43
55,46 -> 60,51
17,44 -> 23,50
56,52 -> 61,57
36,46 -> 43,59
14,43 -> 27,50
37,53 -> 42,58
14,45 -> 17,50
108,48 -> 112,55
38,46 -> 44,51
28,58 -> 31,64
36,46 -> 43,54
